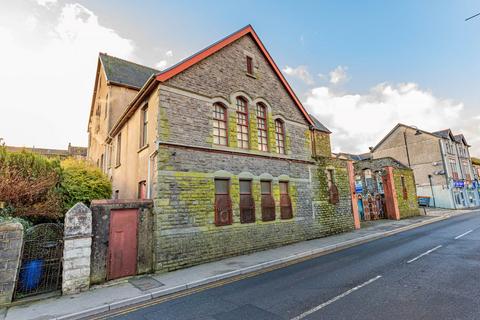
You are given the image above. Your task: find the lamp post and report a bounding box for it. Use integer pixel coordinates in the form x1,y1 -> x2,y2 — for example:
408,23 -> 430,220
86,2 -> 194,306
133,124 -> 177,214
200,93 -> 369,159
403,128 -> 422,168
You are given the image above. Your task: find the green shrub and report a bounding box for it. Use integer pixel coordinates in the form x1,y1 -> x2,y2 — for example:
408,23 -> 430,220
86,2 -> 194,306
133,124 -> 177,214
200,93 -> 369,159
60,158 -> 112,211
0,146 -> 63,220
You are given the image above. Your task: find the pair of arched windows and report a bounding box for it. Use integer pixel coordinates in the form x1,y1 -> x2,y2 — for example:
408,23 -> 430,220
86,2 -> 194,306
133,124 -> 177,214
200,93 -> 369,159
212,98 -> 286,154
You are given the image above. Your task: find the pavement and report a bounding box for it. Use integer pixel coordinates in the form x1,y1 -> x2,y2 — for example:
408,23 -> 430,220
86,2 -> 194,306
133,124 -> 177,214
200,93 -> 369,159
0,207 -> 475,320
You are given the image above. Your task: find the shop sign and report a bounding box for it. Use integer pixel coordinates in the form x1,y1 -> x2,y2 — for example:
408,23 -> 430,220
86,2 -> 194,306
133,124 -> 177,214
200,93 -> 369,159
453,180 -> 465,188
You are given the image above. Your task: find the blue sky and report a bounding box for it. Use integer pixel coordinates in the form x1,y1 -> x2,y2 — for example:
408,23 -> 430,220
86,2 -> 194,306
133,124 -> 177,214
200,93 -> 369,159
1,0 -> 479,154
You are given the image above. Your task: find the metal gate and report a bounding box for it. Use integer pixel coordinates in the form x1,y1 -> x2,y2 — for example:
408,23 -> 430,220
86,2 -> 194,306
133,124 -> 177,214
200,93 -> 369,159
14,223 -> 63,300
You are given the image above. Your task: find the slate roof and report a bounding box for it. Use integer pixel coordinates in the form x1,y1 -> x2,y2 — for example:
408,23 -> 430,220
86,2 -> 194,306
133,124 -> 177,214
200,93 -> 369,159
432,129 -> 452,139
308,114 -> 331,133
454,134 -> 469,146
99,53 -> 159,89
336,152 -> 372,161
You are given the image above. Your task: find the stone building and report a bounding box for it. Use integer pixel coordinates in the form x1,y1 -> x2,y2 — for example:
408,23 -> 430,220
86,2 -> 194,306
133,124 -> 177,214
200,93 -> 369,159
5,143 -> 87,160
371,123 -> 479,209
87,25 -> 368,273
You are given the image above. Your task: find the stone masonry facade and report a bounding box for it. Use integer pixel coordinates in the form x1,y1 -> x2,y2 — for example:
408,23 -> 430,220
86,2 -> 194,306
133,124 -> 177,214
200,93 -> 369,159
153,33 -> 356,272
0,222 -> 23,306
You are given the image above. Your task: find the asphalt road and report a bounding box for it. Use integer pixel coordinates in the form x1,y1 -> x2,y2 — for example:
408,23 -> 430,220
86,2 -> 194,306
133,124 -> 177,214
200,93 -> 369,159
112,211 -> 480,320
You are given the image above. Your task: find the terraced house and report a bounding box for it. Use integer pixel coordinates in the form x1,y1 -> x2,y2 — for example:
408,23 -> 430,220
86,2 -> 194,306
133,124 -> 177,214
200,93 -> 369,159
87,25 -> 364,272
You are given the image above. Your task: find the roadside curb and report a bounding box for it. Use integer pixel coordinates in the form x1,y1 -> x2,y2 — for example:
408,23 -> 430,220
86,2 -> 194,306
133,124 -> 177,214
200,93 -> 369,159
54,214 -> 452,320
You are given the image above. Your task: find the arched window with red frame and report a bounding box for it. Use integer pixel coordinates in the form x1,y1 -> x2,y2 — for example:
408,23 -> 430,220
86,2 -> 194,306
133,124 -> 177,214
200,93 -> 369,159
256,103 -> 268,152
275,119 -> 286,154
213,103 -> 228,146
236,97 -> 249,149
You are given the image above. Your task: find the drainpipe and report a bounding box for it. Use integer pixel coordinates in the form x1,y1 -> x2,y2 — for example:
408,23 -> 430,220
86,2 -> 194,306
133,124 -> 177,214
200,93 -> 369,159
403,130 -> 412,168
146,149 -> 158,199
428,174 -> 436,207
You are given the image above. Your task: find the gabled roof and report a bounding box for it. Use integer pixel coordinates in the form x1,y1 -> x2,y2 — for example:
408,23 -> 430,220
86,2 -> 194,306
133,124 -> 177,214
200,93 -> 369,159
309,114 -> 331,133
335,152 -> 371,161
371,123 -> 440,152
99,53 -> 158,89
454,134 -> 469,146
432,129 -> 455,141
155,25 -> 314,127
109,25 -> 318,137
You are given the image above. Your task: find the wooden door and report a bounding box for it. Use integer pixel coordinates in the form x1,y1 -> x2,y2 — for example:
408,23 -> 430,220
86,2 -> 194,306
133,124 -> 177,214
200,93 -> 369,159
108,209 -> 138,280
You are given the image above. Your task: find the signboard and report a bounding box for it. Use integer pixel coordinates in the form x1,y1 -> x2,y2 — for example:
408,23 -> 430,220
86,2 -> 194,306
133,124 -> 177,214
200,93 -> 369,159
355,181 -> 363,193
453,180 -> 465,188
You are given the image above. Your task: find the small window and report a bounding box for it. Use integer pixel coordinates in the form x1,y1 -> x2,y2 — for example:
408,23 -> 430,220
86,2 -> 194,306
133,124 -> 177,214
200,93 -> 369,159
280,181 -> 293,219
236,97 -> 249,149
138,180 -> 147,199
256,103 -> 268,152
246,56 -> 253,75
213,103 -> 228,146
114,190 -> 119,200
401,176 -> 408,200
260,181 -> 275,221
116,133 -> 122,166
140,104 -> 148,148
239,180 -> 255,223
275,120 -> 286,154
104,94 -> 109,119
215,179 -> 232,226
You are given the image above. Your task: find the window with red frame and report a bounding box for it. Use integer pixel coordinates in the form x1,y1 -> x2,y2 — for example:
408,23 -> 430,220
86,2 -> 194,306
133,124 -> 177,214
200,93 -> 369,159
239,180 -> 255,223
279,181 -> 293,219
236,97 -> 249,149
214,179 -> 232,226
246,56 -> 253,75
213,103 -> 228,146
275,119 -> 286,154
256,103 -> 268,152
261,181 -> 275,221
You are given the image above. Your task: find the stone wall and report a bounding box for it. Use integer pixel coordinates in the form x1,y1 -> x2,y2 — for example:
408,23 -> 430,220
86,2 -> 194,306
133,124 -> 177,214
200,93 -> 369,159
154,145 -> 355,272
393,168 -> 420,218
62,203 -> 92,295
0,222 -> 23,306
90,199 -> 154,284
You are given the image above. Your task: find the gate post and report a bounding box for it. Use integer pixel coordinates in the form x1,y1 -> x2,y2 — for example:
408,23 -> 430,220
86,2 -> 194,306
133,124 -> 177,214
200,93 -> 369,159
0,222 -> 23,306
383,166 -> 401,220
347,161 -> 361,229
63,203 -> 92,295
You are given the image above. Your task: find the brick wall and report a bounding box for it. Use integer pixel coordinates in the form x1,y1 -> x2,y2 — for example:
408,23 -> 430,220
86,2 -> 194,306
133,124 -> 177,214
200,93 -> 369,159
0,222 -> 23,306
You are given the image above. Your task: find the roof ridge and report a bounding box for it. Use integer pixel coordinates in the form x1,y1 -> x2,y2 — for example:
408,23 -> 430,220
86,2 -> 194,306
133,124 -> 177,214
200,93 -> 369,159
99,52 -> 159,73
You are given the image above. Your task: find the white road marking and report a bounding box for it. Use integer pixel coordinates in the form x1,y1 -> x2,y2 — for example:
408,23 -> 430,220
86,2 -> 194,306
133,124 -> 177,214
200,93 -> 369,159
407,245 -> 442,264
290,275 -> 382,320
454,229 -> 473,240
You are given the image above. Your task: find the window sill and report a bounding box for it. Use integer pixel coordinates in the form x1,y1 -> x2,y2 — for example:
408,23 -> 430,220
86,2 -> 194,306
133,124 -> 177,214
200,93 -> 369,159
138,144 -> 149,153
246,73 -> 256,79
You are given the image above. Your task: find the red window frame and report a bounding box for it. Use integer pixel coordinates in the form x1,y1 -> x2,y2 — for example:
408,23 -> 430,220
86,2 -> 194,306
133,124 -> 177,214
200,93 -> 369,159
279,181 -> 293,219
246,56 -> 253,75
260,180 -> 275,221
239,180 -> 255,223
213,103 -> 228,146
256,103 -> 268,152
214,179 -> 232,226
236,97 -> 249,149
275,119 -> 286,154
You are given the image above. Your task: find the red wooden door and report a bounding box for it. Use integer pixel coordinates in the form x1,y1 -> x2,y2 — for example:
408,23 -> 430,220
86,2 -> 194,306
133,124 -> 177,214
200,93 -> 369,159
108,209 -> 138,280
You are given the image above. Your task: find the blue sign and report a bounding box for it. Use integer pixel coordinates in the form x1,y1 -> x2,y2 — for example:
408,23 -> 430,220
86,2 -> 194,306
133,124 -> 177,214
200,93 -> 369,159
453,180 -> 465,188
355,181 -> 363,193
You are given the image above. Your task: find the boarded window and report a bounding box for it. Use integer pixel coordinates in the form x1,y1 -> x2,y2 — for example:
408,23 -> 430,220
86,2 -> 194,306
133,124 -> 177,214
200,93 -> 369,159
401,176 -> 408,200
213,103 -> 228,146
256,103 -> 268,152
239,180 -> 255,223
326,169 -> 339,205
236,97 -> 249,149
138,180 -> 147,199
246,56 -> 253,74
261,181 -> 275,221
215,179 -> 232,226
116,133 -> 122,166
275,120 -> 286,154
140,104 -> 148,148
280,181 -> 293,219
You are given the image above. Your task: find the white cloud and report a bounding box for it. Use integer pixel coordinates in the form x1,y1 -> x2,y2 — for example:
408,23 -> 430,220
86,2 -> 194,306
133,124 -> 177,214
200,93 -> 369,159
155,60 -> 167,69
282,65 -> 314,85
36,0 -> 58,7
305,82 -> 465,153
0,3 -> 135,148
329,65 -> 349,84
165,50 -> 173,57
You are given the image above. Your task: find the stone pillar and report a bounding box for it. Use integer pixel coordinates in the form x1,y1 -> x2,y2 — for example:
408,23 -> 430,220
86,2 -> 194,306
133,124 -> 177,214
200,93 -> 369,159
347,161 -> 361,229
62,203 -> 92,295
0,222 -> 23,306
383,166 -> 401,220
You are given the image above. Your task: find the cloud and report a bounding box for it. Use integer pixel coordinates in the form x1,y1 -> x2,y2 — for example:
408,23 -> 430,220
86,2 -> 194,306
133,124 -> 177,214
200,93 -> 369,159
165,50 -> 173,57
282,65 -> 314,85
155,60 -> 167,69
305,82 -> 465,153
36,0 -> 58,7
329,65 -> 349,84
0,3 -> 135,148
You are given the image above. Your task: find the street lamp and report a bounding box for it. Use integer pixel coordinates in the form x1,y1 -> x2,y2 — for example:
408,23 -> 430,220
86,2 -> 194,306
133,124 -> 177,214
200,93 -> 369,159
403,128 -> 422,168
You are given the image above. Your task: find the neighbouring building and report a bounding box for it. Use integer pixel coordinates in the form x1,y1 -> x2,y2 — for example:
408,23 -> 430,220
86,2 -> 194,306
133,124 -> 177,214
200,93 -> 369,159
371,123 -> 479,209
5,143 -> 87,160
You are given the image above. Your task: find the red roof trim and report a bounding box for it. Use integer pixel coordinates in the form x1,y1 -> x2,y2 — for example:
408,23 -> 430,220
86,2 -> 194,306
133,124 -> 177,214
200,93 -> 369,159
155,25 -> 314,126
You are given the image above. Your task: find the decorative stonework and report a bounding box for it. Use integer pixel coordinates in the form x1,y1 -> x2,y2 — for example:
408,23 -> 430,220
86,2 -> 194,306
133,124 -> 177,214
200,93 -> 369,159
62,202 -> 92,295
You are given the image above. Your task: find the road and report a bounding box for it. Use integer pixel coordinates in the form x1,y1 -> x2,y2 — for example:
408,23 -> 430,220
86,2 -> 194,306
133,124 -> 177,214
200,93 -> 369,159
109,211 -> 480,320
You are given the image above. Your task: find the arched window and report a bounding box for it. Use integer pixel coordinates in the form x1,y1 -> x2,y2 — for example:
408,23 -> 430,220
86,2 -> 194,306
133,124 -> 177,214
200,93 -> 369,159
275,119 -> 286,154
236,97 -> 249,149
256,103 -> 268,152
213,103 -> 228,146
